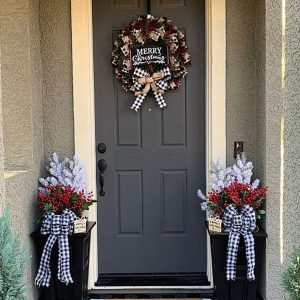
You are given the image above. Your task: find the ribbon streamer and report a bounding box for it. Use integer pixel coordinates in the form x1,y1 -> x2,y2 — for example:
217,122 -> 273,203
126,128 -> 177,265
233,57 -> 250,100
131,67 -> 171,111
35,209 -> 76,287
223,204 -> 256,281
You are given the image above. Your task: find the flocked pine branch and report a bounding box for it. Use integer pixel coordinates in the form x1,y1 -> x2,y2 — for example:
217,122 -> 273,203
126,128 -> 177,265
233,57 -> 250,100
197,153 -> 261,210
39,153 -> 86,194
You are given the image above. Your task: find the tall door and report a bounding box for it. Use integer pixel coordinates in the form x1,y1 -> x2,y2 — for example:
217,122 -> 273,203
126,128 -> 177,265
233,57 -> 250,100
93,0 -> 207,285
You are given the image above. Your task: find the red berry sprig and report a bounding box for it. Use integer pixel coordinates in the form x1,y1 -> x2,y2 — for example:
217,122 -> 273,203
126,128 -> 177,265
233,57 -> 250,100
207,179 -> 267,217
38,184 -> 96,217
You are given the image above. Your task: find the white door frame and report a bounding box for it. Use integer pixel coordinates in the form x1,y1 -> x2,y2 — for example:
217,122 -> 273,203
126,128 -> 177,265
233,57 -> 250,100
71,0 -> 226,289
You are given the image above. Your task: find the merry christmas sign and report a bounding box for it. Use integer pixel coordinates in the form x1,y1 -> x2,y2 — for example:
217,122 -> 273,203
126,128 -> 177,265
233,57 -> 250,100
131,45 -> 168,66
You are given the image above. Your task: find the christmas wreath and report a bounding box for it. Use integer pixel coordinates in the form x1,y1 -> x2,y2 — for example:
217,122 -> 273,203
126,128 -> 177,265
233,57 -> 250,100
112,15 -> 191,111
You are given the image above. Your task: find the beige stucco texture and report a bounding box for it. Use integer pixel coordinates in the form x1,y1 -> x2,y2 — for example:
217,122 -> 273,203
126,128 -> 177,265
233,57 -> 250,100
264,0 -> 300,298
1,0 -> 34,170
227,0 -> 300,299
226,0 -> 259,167
226,0 -> 268,296
0,53 -> 4,212
281,0 -> 300,298
0,0 -> 74,298
40,0 -> 75,159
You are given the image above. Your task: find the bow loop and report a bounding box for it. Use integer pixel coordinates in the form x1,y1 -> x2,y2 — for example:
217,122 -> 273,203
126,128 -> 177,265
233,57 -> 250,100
40,212 -> 54,235
224,204 -> 256,235
131,67 -> 170,111
41,209 -> 75,236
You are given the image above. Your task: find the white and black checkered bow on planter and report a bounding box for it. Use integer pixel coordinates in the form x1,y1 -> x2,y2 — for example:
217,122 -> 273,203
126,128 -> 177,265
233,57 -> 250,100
35,209 -> 76,287
130,67 -> 171,111
223,204 -> 256,281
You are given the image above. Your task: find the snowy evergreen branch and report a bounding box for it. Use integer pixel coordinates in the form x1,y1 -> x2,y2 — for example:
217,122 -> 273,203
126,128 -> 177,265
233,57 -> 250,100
39,153 -> 86,194
197,153 -> 261,210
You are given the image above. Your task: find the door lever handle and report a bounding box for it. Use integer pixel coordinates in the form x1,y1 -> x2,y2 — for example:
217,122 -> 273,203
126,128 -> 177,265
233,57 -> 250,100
98,159 -> 107,196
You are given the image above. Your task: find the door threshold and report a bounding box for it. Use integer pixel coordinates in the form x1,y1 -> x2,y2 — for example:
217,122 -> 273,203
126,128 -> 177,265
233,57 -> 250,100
88,287 -> 215,299
95,273 -> 210,287
93,286 -> 213,289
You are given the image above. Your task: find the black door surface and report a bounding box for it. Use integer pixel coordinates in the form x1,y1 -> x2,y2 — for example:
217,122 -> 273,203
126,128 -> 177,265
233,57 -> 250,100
93,0 -> 206,286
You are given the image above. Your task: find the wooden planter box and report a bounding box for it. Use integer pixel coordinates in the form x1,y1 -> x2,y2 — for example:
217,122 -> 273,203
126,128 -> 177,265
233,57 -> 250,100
32,221 -> 96,300
207,224 -> 267,300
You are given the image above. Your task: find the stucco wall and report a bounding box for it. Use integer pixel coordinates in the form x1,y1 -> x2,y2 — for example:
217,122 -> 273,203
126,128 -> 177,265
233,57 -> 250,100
255,2 -> 267,185
226,1 -> 269,298
282,0 -> 300,296
265,1 -> 284,299
254,1 -> 266,297
226,0 -> 267,180
40,0 -> 75,159
0,53 -> 4,212
0,0 -> 44,298
262,1 -> 300,299
226,0 -> 257,166
1,0 -> 34,170
0,0 -> 74,298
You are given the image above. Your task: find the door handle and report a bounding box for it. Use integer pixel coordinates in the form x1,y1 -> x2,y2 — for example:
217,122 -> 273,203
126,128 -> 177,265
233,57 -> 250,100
98,159 -> 107,197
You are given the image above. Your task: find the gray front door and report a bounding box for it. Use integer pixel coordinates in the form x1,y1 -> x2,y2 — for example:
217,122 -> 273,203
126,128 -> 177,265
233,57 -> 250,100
93,0 -> 206,285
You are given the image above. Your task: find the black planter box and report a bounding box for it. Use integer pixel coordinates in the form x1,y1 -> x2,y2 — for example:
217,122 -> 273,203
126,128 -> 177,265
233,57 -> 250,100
32,221 -> 96,300
207,224 -> 267,300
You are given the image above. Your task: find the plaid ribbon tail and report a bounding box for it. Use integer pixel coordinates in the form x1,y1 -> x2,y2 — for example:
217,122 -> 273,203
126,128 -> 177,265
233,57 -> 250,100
131,94 -> 145,111
244,233 -> 255,280
35,235 -> 57,287
57,235 -> 73,285
153,92 -> 167,108
226,232 -> 240,280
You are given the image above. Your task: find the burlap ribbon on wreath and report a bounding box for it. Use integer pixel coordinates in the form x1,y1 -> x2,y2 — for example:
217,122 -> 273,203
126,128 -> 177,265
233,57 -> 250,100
131,67 -> 171,111
135,71 -> 165,95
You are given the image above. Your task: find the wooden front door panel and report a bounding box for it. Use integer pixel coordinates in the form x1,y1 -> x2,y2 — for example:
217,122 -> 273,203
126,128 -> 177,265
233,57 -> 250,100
93,0 -> 206,278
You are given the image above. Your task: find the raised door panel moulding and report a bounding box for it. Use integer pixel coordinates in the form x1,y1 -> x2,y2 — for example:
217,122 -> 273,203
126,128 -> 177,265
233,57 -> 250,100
115,82 -> 142,147
160,170 -> 187,234
113,0 -> 141,8
159,0 -> 186,8
161,83 -> 186,146
117,170 -> 144,235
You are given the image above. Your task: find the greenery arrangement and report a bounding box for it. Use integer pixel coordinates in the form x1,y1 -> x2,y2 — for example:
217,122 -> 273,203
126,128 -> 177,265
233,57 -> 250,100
38,153 -> 96,217
282,248 -> 300,300
198,153 -> 267,219
0,208 -> 28,299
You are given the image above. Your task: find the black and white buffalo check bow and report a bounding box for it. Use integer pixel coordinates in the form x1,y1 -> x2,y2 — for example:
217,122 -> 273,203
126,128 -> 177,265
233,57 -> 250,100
130,67 -> 171,111
223,204 -> 256,281
35,209 -> 76,287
